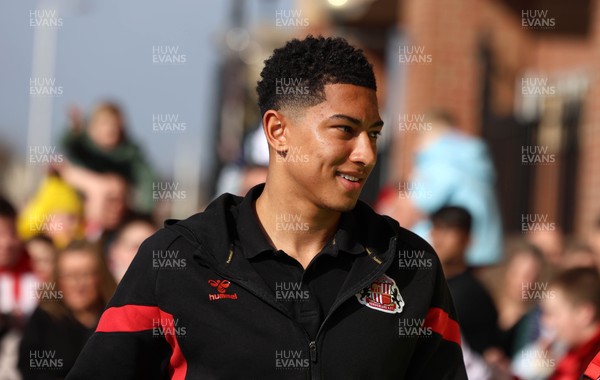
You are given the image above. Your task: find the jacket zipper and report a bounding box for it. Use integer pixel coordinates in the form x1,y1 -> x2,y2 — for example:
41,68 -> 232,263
313,236 -> 398,345
206,266 -> 318,374
197,236 -> 397,379
305,237 -> 397,379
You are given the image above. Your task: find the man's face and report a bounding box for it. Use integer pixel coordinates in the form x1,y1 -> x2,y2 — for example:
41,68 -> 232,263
278,83 -> 382,212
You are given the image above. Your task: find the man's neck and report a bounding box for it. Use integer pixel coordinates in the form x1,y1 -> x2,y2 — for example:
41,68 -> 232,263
255,183 -> 341,269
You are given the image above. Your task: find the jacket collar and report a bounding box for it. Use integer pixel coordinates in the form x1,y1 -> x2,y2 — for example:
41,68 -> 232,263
166,184 -> 398,279
236,184 -> 365,259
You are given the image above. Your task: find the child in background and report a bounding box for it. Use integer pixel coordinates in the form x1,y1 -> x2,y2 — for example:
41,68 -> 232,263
543,267 -> 600,380
17,175 -> 84,249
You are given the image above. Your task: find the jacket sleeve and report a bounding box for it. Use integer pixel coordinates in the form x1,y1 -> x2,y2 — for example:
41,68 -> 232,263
66,233 -> 174,380
405,253 -> 468,379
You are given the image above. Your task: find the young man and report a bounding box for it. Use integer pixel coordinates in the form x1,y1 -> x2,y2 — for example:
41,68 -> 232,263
68,36 -> 467,379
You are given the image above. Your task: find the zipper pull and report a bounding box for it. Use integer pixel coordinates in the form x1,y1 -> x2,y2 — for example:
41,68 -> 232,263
309,341 -> 317,363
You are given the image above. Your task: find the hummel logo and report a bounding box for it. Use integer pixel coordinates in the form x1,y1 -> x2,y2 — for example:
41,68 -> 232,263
208,279 -> 230,293
207,279 -> 238,301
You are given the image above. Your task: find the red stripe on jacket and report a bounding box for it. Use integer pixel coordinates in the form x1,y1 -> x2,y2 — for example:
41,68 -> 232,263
97,305 -> 187,380
423,307 -> 462,346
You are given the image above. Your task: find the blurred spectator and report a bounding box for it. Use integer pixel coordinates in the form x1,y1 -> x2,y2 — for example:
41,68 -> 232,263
527,229 -> 565,270
562,241 -> 597,270
0,197 -> 36,380
378,110 -> 503,267
81,173 -> 130,243
25,235 -> 57,284
0,196 -> 37,327
495,242 -> 546,358
17,175 -> 84,249
54,163 -> 132,245
62,102 -> 156,214
107,215 -> 156,283
18,240 -> 116,379
542,268 -> 600,380
430,206 -> 504,360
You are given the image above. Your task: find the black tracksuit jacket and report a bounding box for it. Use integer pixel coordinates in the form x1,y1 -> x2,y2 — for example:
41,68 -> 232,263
67,186 -> 468,379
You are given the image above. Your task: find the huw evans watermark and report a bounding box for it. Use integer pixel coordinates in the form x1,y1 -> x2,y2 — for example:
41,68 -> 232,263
30,78 -> 63,96
521,10 -> 556,30
275,350 -> 309,370
398,113 -> 432,132
399,250 -> 433,269
521,145 -> 555,165
152,250 -> 186,269
276,213 -> 309,232
152,182 -> 187,200
30,10 -> 63,28
152,114 -> 187,133
398,318 -> 433,337
398,45 -> 432,64
275,282 -> 310,302
275,9 -> 309,28
152,45 -> 187,65
521,214 -> 555,233
29,350 -> 63,370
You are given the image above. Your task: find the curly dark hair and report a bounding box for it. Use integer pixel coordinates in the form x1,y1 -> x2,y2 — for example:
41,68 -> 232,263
256,35 -> 376,117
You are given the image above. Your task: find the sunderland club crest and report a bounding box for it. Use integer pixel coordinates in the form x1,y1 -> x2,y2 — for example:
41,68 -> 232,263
356,274 -> 404,314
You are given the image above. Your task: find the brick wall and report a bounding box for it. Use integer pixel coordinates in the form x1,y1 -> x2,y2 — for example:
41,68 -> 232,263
576,1 -> 600,235
395,0 -> 599,236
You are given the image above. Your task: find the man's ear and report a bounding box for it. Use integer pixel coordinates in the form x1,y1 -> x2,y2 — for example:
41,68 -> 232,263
263,110 -> 288,157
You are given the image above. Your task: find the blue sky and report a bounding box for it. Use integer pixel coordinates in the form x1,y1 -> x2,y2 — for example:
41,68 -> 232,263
0,0 -> 231,179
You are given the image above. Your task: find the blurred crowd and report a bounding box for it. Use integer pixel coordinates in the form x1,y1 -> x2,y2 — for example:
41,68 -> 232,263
0,102 -> 599,380
0,102 -> 158,379
374,111 -> 600,380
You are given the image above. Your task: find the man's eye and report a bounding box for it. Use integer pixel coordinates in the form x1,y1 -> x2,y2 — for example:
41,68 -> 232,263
369,130 -> 382,139
337,126 -> 352,133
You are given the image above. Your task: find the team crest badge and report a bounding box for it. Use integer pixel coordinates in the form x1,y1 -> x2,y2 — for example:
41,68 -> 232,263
356,274 -> 404,314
